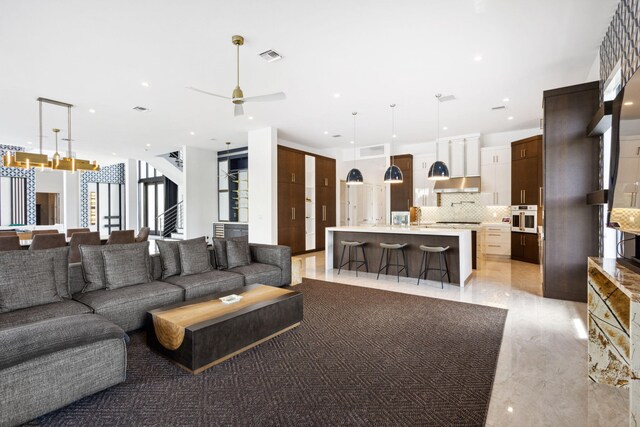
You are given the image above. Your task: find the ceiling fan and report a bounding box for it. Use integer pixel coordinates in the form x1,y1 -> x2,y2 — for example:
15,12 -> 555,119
187,35 -> 286,117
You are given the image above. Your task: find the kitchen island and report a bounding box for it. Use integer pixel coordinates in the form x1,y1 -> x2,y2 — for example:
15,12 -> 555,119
325,226 -> 472,285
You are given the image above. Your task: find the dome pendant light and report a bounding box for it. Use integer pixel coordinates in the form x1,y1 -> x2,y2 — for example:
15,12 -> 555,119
428,94 -> 450,181
346,112 -> 363,185
384,104 -> 403,184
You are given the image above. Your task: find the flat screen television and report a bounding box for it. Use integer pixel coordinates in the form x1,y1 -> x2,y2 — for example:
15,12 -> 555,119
608,65 -> 640,262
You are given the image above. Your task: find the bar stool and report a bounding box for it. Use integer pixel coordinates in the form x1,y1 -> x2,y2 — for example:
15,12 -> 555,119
417,245 -> 451,288
376,242 -> 408,282
338,241 -> 368,276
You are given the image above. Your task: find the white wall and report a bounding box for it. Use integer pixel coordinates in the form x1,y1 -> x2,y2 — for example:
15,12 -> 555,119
124,158 -> 139,231
248,127 -> 278,244
63,172 -> 80,228
183,146 -> 217,240
35,169 -> 64,194
480,128 -> 542,147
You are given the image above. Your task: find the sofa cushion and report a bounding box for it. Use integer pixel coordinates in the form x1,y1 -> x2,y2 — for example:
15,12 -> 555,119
80,242 -> 151,292
0,314 -> 126,370
103,245 -> 151,289
156,240 -> 181,278
179,237 -> 212,276
28,246 -> 71,298
73,281 -> 183,332
213,236 -> 251,270
227,262 -> 282,287
164,269 -> 244,300
226,238 -> 251,269
0,251 -> 61,313
0,299 -> 92,330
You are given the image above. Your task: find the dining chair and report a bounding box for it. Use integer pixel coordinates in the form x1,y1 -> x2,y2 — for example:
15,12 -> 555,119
66,227 -> 90,238
29,233 -> 66,250
0,235 -> 21,251
107,230 -> 135,245
69,231 -> 101,263
135,227 -> 150,243
31,229 -> 59,236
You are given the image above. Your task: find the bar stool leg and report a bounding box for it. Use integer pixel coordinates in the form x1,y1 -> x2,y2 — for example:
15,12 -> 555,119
438,252 -> 444,289
338,245 -> 346,275
402,248 -> 409,278
395,249 -> 400,282
443,252 -> 451,283
348,246 -> 352,271
354,247 -> 359,278
361,245 -> 369,273
385,249 -> 390,275
377,248 -> 386,280
417,251 -> 425,286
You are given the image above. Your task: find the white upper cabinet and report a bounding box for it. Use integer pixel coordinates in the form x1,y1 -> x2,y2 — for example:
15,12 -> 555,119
465,137 -> 480,176
480,145 -> 511,206
413,153 -> 437,207
436,140 -> 450,167
437,136 -> 480,178
450,140 -> 465,178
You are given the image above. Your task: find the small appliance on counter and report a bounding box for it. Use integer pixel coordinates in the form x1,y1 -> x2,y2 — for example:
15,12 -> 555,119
391,211 -> 410,226
511,205 -> 537,233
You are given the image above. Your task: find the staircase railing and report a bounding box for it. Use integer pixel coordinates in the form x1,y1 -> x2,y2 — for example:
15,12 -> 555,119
168,151 -> 183,169
156,201 -> 183,238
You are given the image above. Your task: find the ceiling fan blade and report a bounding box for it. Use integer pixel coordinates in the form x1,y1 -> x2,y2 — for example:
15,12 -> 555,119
242,92 -> 286,103
185,86 -> 231,100
234,104 -> 244,116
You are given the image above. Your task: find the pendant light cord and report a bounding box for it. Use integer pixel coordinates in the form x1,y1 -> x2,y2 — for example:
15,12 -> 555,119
436,94 -> 441,144
352,112 -> 357,169
237,44 -> 240,88
67,105 -> 72,158
39,100 -> 43,155
390,104 -> 396,166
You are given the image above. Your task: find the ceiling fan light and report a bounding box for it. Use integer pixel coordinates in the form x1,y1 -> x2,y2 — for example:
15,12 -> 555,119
346,168 -> 364,185
384,165 -> 403,183
428,161 -> 450,181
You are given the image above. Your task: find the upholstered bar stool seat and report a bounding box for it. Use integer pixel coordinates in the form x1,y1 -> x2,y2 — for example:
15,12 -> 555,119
376,242 -> 408,282
338,241 -> 368,276
417,245 -> 451,288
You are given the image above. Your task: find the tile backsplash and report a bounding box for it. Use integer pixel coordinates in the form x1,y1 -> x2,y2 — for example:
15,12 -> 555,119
418,193 -> 510,224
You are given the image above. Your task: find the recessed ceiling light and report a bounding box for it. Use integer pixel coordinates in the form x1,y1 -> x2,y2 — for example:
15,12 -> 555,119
392,134 -> 397,138
350,140 -> 354,144
507,116 -> 514,120
145,143 -> 151,147
189,131 -> 195,135
323,130 -> 329,135
26,141 -> 32,145
625,101 -> 634,106
111,152 -> 117,156
141,81 -> 150,87
88,108 -> 96,114
443,126 -> 448,130
507,406 -> 513,413
503,98 -> 510,102
474,55 -> 483,61
333,93 -> 341,99
248,116 -> 254,120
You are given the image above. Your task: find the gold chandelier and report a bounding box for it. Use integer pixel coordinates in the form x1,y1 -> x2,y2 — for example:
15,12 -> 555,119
4,97 -> 99,172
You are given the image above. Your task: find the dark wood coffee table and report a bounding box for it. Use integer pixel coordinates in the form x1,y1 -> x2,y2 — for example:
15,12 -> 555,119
147,284 -> 303,374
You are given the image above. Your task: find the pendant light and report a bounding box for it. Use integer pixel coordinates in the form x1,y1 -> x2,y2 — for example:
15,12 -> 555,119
384,103 -> 403,184
428,93 -> 450,181
346,112 -> 364,185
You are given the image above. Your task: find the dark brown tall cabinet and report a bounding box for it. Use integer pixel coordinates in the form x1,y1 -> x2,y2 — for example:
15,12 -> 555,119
542,82 -> 599,303
277,146 -> 336,255
511,136 -> 542,206
315,156 -> 336,250
389,154 -> 413,212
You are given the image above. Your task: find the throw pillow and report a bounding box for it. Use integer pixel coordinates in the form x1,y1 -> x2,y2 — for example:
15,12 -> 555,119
226,238 -> 251,269
0,251 -> 61,313
29,246 -> 71,298
178,237 -> 212,276
213,235 -> 251,270
156,240 -> 181,279
103,245 -> 151,289
80,242 -> 151,292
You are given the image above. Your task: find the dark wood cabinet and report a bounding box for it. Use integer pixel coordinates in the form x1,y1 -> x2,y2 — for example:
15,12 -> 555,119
511,136 -> 542,206
511,232 -> 538,264
277,146 -> 336,255
542,82 -> 599,303
389,154 -> 413,212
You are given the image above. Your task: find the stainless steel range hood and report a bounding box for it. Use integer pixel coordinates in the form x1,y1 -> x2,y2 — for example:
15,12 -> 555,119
433,176 -> 481,193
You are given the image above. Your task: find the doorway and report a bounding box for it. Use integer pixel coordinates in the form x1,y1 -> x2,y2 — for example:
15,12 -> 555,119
142,181 -> 165,235
36,192 -> 60,225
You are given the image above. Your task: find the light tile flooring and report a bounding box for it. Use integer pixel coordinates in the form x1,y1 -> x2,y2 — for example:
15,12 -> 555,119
295,251 -> 629,427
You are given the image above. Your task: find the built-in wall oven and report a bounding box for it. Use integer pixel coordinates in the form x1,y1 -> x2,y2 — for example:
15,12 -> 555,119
511,205 -> 538,233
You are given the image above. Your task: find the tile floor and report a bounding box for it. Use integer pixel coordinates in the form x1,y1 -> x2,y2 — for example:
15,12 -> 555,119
294,251 -> 629,427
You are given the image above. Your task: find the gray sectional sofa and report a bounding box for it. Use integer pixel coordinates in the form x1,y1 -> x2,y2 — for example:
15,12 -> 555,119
0,237 -> 291,427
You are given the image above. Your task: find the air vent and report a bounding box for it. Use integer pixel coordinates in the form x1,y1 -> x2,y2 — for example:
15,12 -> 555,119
491,105 -> 506,110
331,134 -> 342,138
133,106 -> 150,112
438,95 -> 456,102
259,50 -> 282,62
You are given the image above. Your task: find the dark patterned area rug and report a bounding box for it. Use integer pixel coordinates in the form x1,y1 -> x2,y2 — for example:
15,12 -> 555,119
33,279 -> 507,426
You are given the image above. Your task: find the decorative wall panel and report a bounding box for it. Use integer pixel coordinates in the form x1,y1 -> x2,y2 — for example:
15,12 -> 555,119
600,0 -> 640,93
0,145 -> 36,225
80,163 -> 125,227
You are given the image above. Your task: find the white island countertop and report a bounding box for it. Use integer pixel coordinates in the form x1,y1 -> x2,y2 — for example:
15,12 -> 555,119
325,225 -> 473,285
